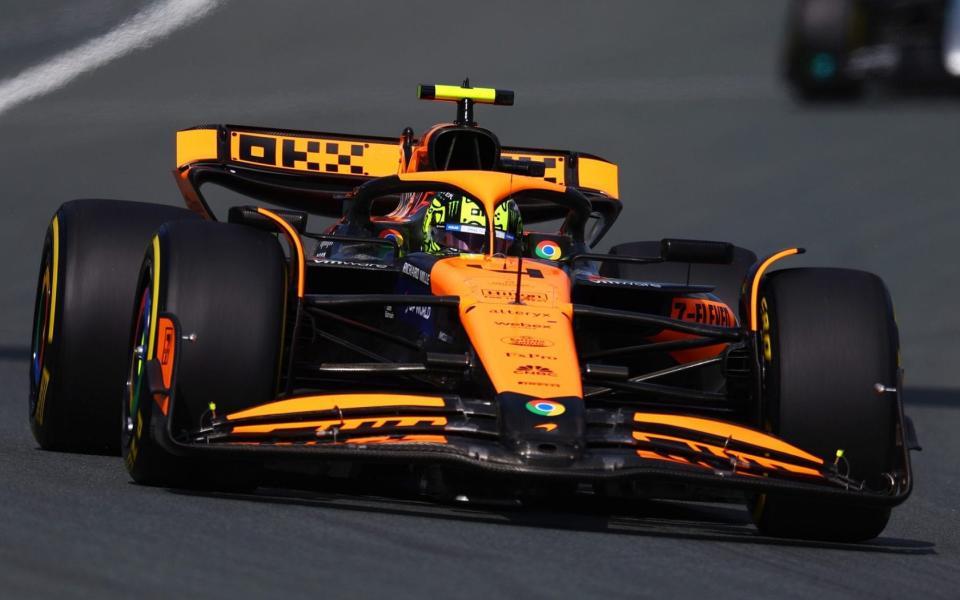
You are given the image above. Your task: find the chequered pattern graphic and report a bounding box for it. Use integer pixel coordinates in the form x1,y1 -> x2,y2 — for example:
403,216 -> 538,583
289,140 -> 367,175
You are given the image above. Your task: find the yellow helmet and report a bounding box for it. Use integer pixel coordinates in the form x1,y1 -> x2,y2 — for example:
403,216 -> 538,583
421,193 -> 522,255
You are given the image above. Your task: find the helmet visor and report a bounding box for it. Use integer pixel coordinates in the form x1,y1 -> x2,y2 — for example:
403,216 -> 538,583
430,222 -> 488,254
493,229 -> 518,255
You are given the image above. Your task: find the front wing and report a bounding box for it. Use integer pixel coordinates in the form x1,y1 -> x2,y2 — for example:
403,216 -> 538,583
149,384 -> 911,505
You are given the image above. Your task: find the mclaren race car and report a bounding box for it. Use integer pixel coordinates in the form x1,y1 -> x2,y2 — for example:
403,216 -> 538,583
785,0 -> 960,98
29,83 -> 916,542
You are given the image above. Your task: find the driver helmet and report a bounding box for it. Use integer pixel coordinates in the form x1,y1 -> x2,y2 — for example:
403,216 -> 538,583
421,192 -> 522,255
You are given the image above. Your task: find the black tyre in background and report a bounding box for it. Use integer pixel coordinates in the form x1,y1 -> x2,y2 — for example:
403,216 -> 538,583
123,219 -> 285,488
29,199 -> 198,453
753,268 -> 900,541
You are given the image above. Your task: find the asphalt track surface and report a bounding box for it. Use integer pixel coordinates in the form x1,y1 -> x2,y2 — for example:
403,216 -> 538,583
1,1 -> 958,598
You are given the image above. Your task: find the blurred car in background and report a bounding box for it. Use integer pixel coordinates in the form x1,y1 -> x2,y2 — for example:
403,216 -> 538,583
784,0 -> 960,99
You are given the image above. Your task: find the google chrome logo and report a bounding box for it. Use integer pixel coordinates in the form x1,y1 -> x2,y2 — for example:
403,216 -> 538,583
525,399 -> 566,417
534,240 -> 561,260
378,228 -> 404,246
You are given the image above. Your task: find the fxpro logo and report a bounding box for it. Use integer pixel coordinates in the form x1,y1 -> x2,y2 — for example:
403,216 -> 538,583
505,351 -> 558,361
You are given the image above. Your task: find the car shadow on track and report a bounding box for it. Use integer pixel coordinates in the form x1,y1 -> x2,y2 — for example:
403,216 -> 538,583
171,483 -> 935,555
904,387 -> 960,408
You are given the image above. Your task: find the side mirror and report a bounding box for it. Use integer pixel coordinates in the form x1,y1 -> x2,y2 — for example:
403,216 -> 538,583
660,238 -> 734,265
228,206 -> 308,234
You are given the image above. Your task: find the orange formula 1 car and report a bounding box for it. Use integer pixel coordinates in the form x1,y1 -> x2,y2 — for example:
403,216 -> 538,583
29,83 -> 917,542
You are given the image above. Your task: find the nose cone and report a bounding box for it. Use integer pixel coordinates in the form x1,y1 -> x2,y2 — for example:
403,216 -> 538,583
497,393 -> 584,467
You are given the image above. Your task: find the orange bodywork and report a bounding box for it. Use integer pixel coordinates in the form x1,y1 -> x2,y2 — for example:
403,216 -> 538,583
231,416 -> 447,435
430,255 -> 583,398
633,413 -> 823,465
227,393 -> 445,421
748,247 -> 803,331
256,207 -> 306,298
654,296 -> 738,362
633,432 -> 824,477
339,435 -> 448,445
226,129 -> 402,177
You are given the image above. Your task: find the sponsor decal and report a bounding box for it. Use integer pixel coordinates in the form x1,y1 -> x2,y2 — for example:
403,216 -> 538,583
672,298 -> 734,327
482,288 -> 548,302
444,223 -> 486,235
314,258 -> 390,269
514,364 -> 556,377
402,262 -> 430,285
518,380 -> 561,388
233,132 -> 375,176
486,307 -> 551,319
534,240 -> 562,260
502,336 -> 554,348
584,274 -> 662,288
493,321 -> 550,330
315,240 -> 333,257
378,228 -> 404,248
403,305 -> 432,320
525,399 -> 566,417
505,351 -> 557,361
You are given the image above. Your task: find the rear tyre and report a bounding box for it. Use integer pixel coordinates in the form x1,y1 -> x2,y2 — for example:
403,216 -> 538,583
753,268 -> 899,541
29,200 -> 198,453
123,220 -> 285,489
784,0 -> 866,100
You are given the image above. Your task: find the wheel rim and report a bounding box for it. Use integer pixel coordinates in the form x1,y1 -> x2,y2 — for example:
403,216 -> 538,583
124,277 -> 151,445
29,254 -> 52,411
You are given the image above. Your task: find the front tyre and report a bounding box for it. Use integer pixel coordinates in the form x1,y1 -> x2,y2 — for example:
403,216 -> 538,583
753,268 -> 899,542
123,220 -> 285,488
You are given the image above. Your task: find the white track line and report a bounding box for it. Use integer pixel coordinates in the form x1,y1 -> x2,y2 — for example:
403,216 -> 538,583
0,0 -> 222,117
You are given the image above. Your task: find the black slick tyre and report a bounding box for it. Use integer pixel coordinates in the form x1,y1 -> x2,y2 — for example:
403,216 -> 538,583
784,0 -> 866,100
123,220 -> 285,488
753,268 -> 899,542
29,199 -> 198,453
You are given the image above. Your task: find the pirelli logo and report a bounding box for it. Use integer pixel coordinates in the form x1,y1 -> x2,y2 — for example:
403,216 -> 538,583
229,131 -> 399,177
500,152 -> 566,185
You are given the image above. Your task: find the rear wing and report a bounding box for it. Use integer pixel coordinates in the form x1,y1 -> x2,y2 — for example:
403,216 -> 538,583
174,125 -> 620,228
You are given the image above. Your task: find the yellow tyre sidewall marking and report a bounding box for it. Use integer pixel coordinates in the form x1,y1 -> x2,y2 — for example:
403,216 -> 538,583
47,216 -> 60,344
761,296 -> 772,363
36,367 -> 51,424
